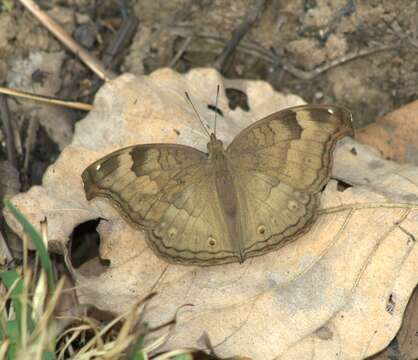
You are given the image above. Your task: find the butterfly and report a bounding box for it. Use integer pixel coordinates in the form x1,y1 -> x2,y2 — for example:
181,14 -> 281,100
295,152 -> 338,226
82,103 -> 353,266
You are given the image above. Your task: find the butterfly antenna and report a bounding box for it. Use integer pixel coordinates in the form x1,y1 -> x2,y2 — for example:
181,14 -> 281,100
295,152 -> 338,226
185,92 -> 211,138
214,85 -> 220,137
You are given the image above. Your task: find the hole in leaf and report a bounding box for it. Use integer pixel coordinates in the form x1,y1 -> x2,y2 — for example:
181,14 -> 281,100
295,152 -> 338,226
29,125 -> 60,186
337,179 -> 352,192
70,219 -> 110,270
207,104 -> 223,117
350,147 -> 358,155
225,88 -> 250,111
386,293 -> 396,315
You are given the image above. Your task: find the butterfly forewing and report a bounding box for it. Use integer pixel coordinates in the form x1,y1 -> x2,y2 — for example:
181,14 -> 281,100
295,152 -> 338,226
82,144 -> 237,265
226,105 -> 353,260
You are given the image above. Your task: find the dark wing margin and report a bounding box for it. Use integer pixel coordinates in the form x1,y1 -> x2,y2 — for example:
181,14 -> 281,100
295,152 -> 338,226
226,104 -> 353,193
82,143 -> 208,228
82,143 -> 238,265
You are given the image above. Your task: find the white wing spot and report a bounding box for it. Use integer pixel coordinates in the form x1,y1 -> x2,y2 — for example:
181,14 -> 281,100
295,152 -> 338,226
328,108 -> 334,114
288,200 -> 298,211
95,164 -> 101,171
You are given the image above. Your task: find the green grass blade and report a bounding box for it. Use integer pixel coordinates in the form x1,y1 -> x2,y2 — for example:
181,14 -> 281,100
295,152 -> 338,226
132,352 -> 147,360
6,342 -> 16,360
6,319 -> 19,344
4,201 -> 55,290
172,354 -> 193,360
42,350 -> 58,360
0,271 -> 36,337
130,333 -> 146,360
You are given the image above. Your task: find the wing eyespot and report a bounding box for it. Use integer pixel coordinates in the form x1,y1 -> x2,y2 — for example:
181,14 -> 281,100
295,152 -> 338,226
288,200 -> 299,211
208,236 -> 216,246
257,225 -> 267,236
168,227 -> 177,238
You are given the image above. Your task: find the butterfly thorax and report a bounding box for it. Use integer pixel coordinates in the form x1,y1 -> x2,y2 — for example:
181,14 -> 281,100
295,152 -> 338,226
207,133 -> 224,160
207,133 -> 229,177
207,133 -> 245,262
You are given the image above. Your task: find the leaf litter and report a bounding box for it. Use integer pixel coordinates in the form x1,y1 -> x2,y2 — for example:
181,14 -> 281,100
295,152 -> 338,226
3,68 -> 418,359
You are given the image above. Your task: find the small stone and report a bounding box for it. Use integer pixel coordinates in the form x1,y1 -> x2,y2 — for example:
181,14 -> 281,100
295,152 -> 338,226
285,38 -> 326,70
325,34 -> 348,60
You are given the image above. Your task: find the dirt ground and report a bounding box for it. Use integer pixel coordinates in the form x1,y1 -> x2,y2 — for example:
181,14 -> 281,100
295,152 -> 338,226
0,1 -> 417,358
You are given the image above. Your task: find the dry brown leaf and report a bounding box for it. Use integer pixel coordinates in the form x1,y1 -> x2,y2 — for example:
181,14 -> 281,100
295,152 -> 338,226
3,68 -> 418,359
356,100 -> 418,166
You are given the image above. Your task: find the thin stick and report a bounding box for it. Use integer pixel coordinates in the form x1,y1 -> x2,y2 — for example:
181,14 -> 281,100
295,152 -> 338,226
102,15 -> 139,69
280,44 -> 397,81
0,95 -> 18,168
169,36 -> 193,68
213,0 -> 266,71
18,0 -> 114,81
0,87 -> 93,111
213,85 -> 220,137
169,27 -> 399,81
184,92 -> 211,138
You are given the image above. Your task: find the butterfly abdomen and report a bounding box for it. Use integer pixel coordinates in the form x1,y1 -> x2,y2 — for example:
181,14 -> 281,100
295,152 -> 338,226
211,152 -> 245,262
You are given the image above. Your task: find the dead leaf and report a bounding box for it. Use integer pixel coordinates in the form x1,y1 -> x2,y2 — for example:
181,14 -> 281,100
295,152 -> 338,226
7,51 -> 75,149
3,68 -> 418,359
356,100 -> 418,165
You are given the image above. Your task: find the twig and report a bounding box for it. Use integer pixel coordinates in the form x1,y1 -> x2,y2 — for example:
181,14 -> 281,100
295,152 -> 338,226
84,12 -> 139,99
279,44 -> 398,80
172,28 -> 399,80
0,95 -> 18,168
102,15 -> 139,69
0,87 -> 93,111
169,36 -> 193,68
135,0 -> 194,68
117,0 -> 130,20
384,19 -> 418,52
213,0 -> 267,71
18,0 -> 114,81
